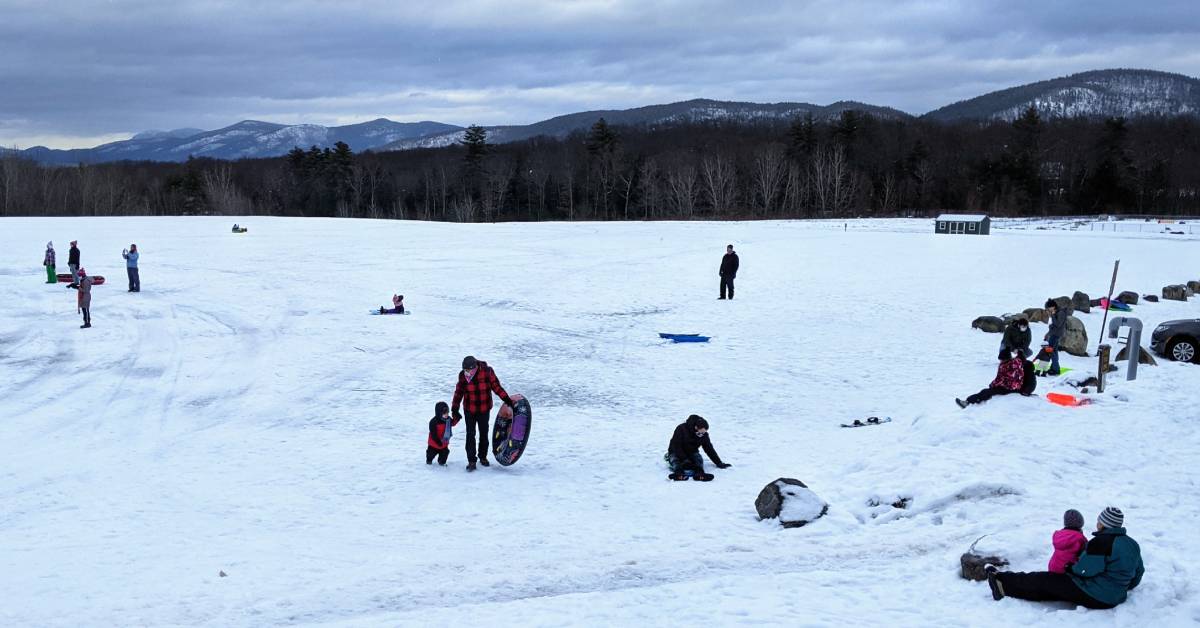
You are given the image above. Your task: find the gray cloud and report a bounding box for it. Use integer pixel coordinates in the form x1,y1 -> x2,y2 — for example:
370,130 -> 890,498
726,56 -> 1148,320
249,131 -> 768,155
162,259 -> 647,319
1,0 -> 1197,148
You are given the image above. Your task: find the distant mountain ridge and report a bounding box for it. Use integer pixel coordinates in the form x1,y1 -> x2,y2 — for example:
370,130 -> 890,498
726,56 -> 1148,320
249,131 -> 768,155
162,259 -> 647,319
924,69 -> 1200,122
8,68 -> 1199,165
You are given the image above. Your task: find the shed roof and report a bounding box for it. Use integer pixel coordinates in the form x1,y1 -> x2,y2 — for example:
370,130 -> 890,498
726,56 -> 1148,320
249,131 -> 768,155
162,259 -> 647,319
936,214 -> 988,222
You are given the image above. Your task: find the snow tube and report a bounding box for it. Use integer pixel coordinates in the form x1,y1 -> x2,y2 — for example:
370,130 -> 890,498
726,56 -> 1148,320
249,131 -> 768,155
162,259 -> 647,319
56,273 -> 104,285
1099,298 -> 1131,311
492,394 -> 532,466
1047,392 -> 1090,407
658,333 -> 701,339
671,335 -> 710,343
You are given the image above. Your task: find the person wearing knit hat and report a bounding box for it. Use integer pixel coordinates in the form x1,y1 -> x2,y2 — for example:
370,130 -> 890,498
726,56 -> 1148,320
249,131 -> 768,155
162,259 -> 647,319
987,505 -> 1145,609
1047,509 -> 1087,574
451,355 -> 514,471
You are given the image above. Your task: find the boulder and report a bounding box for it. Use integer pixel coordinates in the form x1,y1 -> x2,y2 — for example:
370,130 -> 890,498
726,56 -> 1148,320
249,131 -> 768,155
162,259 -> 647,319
1144,295 -> 1159,303
1163,285 -> 1188,301
961,552 -> 1009,582
1189,281 -> 1200,294
755,478 -> 828,528
1117,291 -> 1139,305
1116,346 -> 1158,366
1089,298 -> 1103,307
1061,316 -> 1089,357
1023,307 -> 1049,324
1189,285 -> 1197,298
971,316 -> 1006,333
1072,291 -> 1091,313
1053,296 -> 1074,317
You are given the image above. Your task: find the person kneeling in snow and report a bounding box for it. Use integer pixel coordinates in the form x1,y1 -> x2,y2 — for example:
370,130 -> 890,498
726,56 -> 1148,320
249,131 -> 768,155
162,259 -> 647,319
987,506 -> 1144,609
427,401 -> 458,466
665,415 -> 730,481
956,349 -> 1031,408
379,294 -> 405,314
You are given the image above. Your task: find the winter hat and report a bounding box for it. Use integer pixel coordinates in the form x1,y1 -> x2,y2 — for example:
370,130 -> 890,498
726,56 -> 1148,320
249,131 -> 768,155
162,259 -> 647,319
1098,506 -> 1125,529
1063,509 -> 1084,530
70,240 -> 77,245
1044,298 -> 1057,309
47,241 -> 53,248
687,414 -> 709,430
435,401 -> 450,416
462,355 -> 478,370
77,267 -> 86,276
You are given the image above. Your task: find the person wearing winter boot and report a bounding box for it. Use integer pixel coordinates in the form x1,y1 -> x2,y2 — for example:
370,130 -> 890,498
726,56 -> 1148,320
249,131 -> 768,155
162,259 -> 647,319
67,240 -> 81,288
451,355 -> 514,472
1043,299 -> 1069,375
427,401 -> 458,466
956,349 -> 1026,408
999,318 -> 1032,358
1048,509 -> 1088,574
1032,344 -> 1054,377
43,241 -> 57,284
988,506 -> 1144,609
718,244 -> 739,300
122,244 -> 140,292
379,294 -> 405,314
665,414 -> 731,481
77,268 -> 93,328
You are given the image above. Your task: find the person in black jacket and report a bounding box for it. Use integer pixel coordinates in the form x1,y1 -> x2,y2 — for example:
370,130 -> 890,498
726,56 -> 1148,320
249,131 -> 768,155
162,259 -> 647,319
719,244 -> 739,300
67,240 -> 81,288
1000,318 -> 1032,358
665,414 -> 730,481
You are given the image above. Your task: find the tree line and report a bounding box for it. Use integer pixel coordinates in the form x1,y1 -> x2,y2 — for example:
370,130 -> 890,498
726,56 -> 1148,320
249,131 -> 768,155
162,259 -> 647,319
3,107 -> 1199,220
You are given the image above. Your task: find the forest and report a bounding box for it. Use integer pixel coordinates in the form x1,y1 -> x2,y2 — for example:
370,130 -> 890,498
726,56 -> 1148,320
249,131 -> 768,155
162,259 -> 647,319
3,107 -> 1199,220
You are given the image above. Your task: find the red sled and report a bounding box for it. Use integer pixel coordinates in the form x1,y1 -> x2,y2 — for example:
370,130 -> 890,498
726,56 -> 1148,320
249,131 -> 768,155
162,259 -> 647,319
57,273 -> 105,285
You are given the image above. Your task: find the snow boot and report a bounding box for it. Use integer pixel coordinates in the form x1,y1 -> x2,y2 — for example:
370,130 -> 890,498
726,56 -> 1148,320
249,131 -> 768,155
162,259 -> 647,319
985,565 -> 1005,601
692,473 -> 714,482
478,457 -> 490,467
80,323 -> 91,329
670,472 -> 689,481
466,462 -> 477,472
955,398 -> 968,409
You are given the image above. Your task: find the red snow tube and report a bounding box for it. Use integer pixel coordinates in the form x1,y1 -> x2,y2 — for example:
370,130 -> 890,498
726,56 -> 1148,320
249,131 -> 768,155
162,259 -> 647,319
1047,392 -> 1090,407
56,273 -> 105,285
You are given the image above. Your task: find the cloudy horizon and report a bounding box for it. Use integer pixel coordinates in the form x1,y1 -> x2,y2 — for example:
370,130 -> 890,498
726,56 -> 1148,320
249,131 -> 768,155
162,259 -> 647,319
2,0 -> 1198,149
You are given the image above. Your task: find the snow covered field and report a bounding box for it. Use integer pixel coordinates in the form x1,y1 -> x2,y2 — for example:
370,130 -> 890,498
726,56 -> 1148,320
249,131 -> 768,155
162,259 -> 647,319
2,216 -> 1199,627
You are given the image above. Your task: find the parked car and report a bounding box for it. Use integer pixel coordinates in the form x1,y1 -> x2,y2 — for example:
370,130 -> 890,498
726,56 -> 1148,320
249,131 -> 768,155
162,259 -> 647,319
1151,319 -> 1200,363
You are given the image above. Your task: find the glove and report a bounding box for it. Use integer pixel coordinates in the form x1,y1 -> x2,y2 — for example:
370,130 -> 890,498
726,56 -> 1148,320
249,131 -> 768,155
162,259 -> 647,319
452,409 -> 462,422
715,462 -> 732,469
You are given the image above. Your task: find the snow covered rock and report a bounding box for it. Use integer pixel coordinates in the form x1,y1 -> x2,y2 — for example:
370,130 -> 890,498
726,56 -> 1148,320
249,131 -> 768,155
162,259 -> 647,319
960,551 -> 1009,581
755,478 -> 828,528
1163,285 -> 1188,301
1072,291 -> 1091,313
1118,291 -> 1139,305
1116,346 -> 1158,365
1144,294 -> 1159,303
1061,316 -> 1089,357
1188,281 -> 1200,294
972,316 -> 1005,333
1023,307 -> 1048,323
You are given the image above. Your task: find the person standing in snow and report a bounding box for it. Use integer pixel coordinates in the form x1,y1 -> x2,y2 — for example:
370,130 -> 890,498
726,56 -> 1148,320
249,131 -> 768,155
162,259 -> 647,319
956,349 -> 1029,408
77,268 -> 93,328
718,244 -> 739,300
988,507 -> 1145,609
43,241 -> 57,284
451,356 -> 515,472
427,401 -> 458,466
1000,318 -> 1032,358
665,414 -> 730,481
1043,299 -> 1069,375
67,240 -> 81,288
1048,509 -> 1088,574
122,244 -> 140,292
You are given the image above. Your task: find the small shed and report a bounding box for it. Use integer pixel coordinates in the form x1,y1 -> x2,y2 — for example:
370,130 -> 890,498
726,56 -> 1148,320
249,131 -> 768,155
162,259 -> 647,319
935,214 -> 990,235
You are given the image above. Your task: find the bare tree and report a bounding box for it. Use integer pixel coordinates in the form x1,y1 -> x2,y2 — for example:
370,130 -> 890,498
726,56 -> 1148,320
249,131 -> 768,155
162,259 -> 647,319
811,145 -> 858,215
202,164 -> 249,215
750,144 -> 786,216
700,152 -> 737,217
637,158 -> 660,219
665,160 -> 699,218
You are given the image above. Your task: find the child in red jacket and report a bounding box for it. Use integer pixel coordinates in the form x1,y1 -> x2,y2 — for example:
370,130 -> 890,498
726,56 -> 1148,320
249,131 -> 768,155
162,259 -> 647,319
427,401 -> 457,465
1048,508 -> 1088,573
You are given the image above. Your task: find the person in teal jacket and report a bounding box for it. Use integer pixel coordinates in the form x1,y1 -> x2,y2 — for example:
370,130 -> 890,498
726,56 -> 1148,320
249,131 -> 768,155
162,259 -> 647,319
987,506 -> 1144,609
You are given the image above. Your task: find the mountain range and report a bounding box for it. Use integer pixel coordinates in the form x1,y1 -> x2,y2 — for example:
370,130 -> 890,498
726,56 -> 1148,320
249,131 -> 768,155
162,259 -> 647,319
8,69 -> 1199,165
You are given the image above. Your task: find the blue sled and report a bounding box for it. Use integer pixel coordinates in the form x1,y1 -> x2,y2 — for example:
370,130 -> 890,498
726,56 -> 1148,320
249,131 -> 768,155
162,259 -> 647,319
671,335 -> 710,343
659,333 -> 701,339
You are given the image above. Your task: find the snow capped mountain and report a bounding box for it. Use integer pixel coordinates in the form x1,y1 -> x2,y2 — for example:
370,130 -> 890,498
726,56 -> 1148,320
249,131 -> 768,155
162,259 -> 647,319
924,69 -> 1200,122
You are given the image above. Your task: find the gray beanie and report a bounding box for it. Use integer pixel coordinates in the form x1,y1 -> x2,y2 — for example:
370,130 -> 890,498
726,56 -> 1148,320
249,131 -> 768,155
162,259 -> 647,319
1063,509 -> 1084,530
1098,506 -> 1125,529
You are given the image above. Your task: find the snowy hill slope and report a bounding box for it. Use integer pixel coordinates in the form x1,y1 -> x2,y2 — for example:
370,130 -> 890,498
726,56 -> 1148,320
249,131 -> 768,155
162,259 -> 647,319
1,218 -> 1198,626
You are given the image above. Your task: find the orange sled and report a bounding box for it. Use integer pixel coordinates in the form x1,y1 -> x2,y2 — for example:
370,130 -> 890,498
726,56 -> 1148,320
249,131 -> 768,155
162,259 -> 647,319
1047,392 -> 1091,407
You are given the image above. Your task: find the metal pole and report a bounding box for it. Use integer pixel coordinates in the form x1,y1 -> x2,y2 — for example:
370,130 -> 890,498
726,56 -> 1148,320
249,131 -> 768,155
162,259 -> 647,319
1097,260 -> 1120,366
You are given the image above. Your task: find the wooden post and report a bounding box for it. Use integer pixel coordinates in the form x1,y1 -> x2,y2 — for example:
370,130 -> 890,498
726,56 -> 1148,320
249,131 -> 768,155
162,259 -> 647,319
1097,344 -> 1111,393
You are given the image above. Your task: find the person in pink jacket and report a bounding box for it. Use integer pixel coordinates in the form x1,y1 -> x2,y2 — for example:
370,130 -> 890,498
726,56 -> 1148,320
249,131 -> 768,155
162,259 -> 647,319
1048,509 -> 1088,573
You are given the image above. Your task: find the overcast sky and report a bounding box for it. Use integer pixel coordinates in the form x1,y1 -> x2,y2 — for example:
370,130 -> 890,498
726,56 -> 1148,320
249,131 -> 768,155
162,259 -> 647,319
2,0 -> 1197,149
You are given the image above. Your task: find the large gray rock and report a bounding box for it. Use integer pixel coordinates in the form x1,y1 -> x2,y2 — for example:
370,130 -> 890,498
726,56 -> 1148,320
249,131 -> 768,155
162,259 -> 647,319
1023,307 -> 1049,324
755,478 -> 828,528
1117,291 -> 1139,305
961,552 -> 1009,582
1053,296 -> 1074,317
1163,285 -> 1188,301
1116,346 -> 1158,366
972,316 -> 1006,333
1072,291 -> 1091,313
1189,281 -> 1200,294
1144,295 -> 1159,303
1061,316 -> 1089,357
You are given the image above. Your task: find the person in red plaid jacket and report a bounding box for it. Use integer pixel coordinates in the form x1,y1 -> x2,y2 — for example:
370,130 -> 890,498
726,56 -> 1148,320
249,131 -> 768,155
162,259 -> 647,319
452,355 -> 514,471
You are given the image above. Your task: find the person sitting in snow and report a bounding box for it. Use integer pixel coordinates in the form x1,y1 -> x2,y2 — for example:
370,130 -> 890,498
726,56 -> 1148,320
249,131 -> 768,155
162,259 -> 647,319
1048,509 -> 1088,574
426,401 -> 458,466
956,349 -> 1029,408
665,414 -> 730,481
987,506 -> 1145,609
379,294 -> 405,315
1032,344 -> 1054,377
1000,317 -> 1032,358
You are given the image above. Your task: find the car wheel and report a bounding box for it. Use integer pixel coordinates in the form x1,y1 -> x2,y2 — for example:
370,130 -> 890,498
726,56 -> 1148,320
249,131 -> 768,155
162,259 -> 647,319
1167,337 -> 1198,363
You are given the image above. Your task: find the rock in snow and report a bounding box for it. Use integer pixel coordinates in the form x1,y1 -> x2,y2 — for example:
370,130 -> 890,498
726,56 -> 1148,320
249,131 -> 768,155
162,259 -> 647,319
755,478 -> 828,528
971,316 -> 1005,333
1072,291 -> 1091,313
1163,284 -> 1188,301
1061,316 -> 1089,357
1117,290 -> 1139,305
